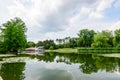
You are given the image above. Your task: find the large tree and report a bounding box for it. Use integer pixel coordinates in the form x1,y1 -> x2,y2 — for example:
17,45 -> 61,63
91,30 -> 113,48
0,17 -> 27,53
77,29 -> 95,47
36,40 -> 56,49
113,29 -> 120,47
26,41 -> 36,48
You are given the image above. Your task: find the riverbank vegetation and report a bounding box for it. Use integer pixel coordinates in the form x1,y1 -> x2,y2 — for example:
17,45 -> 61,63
26,28 -> 120,54
1,17 -> 120,54
45,48 -> 77,53
35,29 -> 120,50
0,17 -> 27,54
78,48 -> 120,53
31,29 -> 120,53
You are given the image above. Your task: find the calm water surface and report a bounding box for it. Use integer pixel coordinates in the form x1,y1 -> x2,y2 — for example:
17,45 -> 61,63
0,53 -> 120,80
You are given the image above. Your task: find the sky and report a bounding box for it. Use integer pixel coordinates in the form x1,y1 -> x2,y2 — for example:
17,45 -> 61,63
0,0 -> 120,42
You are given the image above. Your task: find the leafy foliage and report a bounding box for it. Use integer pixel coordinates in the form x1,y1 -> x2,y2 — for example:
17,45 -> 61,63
0,62 -> 25,80
36,40 -> 56,49
91,30 -> 113,48
0,17 -> 27,53
113,29 -> 120,47
78,29 -> 95,47
27,41 -> 36,48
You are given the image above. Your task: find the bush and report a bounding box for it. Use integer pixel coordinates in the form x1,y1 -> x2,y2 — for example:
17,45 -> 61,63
49,46 -> 54,50
57,44 -> 64,48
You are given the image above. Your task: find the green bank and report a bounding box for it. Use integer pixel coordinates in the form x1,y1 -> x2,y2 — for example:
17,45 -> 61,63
46,48 -> 120,54
78,48 -> 120,53
45,48 -> 78,53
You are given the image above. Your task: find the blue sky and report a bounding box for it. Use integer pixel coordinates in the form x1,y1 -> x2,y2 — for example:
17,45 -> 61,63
0,0 -> 120,42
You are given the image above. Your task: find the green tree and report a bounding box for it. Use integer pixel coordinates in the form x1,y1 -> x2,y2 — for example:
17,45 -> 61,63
36,41 -> 44,47
27,41 -> 36,48
91,30 -> 113,48
113,29 -> 120,47
1,17 -> 27,53
69,38 -> 78,48
78,29 -> 95,47
56,39 -> 63,44
102,30 -> 113,47
49,46 -> 54,50
36,40 -> 56,49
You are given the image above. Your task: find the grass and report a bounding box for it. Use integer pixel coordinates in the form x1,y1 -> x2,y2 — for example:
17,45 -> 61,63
46,47 -> 120,54
78,47 -> 120,53
0,54 -> 16,57
97,54 -> 120,58
45,48 -> 78,53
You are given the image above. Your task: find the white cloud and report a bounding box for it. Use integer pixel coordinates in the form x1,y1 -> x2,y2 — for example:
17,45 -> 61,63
0,0 -> 16,24
88,0 -> 114,19
96,0 -> 114,12
7,0 -> 65,42
109,21 -> 120,30
89,12 -> 103,19
8,0 -> 64,27
114,0 -> 120,8
0,0 -> 119,42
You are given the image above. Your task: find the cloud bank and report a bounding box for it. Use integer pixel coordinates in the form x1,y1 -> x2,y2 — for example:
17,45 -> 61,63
0,0 -> 120,42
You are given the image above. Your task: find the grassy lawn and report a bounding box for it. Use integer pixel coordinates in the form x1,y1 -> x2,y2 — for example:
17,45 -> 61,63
45,47 -> 120,54
97,54 -> 120,58
45,48 -> 78,53
0,54 -> 16,57
78,47 -> 120,53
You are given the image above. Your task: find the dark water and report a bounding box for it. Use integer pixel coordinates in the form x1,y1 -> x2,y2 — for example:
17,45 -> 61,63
0,53 -> 120,80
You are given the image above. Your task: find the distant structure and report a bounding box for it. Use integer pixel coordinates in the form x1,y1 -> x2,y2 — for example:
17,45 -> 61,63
25,46 -> 44,54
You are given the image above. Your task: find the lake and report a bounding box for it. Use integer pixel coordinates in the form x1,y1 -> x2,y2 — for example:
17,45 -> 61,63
0,52 -> 120,80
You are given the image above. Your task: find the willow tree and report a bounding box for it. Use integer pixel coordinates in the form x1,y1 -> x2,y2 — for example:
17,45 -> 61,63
1,17 -> 27,53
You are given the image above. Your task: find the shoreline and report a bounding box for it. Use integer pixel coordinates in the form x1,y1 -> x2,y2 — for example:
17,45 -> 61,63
45,48 -> 78,53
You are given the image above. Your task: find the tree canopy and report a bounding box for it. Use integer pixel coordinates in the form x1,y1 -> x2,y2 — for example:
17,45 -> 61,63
26,41 -> 36,48
113,29 -> 120,47
91,30 -> 113,48
0,17 -> 27,53
1,17 -> 120,53
77,29 -> 95,47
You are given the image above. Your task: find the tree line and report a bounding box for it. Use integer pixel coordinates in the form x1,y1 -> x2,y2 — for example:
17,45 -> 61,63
1,17 -> 120,53
28,29 -> 120,49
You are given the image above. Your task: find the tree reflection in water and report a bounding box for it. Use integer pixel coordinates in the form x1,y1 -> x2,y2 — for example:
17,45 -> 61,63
0,52 -> 120,80
0,62 -> 25,80
30,52 -> 120,74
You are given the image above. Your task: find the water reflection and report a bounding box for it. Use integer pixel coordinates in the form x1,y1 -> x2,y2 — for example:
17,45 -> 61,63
36,69 -> 75,80
29,52 -> 120,74
0,62 -> 25,80
0,53 -> 120,80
